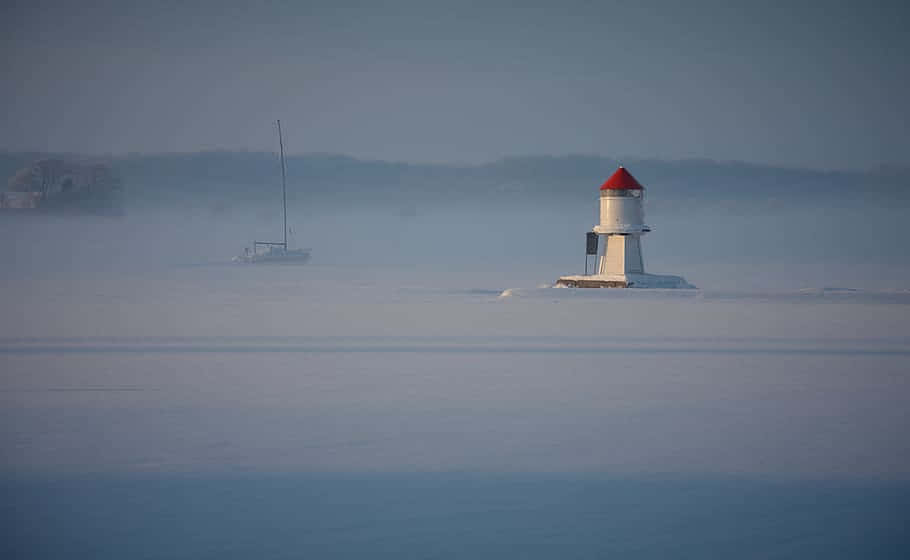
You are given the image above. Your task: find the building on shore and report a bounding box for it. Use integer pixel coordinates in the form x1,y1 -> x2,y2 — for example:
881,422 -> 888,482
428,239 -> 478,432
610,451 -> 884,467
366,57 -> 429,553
2,159 -> 123,213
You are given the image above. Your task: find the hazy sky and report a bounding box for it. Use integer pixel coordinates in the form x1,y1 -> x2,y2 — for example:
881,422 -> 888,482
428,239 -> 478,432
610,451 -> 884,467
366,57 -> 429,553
2,0 -> 908,169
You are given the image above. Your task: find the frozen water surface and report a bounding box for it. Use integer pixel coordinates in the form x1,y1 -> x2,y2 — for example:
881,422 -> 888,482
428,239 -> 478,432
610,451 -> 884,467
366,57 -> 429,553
1,213 -> 909,558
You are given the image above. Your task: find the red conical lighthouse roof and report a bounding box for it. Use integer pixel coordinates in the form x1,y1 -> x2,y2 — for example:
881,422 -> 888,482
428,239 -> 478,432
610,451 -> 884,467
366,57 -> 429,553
600,166 -> 643,190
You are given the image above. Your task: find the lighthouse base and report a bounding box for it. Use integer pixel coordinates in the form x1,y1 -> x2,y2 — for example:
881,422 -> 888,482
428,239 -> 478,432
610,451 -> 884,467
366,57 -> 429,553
555,272 -> 694,289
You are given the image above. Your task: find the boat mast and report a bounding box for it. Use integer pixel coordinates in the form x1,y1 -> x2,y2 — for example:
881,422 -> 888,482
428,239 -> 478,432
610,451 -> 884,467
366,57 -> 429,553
277,119 -> 288,249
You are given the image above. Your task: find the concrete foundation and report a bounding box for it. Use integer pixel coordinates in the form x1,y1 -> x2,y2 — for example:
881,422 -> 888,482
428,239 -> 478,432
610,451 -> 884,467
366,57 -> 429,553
555,273 -> 694,289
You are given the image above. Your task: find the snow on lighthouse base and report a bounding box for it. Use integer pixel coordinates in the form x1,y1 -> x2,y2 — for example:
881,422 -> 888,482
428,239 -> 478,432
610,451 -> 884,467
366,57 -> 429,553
555,272 -> 693,289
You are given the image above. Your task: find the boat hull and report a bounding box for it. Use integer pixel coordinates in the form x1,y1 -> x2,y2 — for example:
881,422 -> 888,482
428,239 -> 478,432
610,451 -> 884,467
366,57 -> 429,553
233,249 -> 311,264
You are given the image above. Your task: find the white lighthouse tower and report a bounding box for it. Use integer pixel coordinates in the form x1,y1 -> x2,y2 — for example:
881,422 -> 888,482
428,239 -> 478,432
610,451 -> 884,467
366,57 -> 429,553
556,166 -> 693,288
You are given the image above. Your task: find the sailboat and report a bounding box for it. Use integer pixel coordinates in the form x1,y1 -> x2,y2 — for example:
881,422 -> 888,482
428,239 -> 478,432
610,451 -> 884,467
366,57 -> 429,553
234,120 -> 311,264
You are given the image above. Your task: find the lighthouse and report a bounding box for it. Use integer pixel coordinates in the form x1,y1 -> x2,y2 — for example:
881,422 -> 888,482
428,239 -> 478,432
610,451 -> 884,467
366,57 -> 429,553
556,166 -> 693,288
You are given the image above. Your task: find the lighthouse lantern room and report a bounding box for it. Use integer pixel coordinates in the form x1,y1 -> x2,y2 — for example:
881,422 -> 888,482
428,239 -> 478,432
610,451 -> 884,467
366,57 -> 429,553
556,166 -> 693,289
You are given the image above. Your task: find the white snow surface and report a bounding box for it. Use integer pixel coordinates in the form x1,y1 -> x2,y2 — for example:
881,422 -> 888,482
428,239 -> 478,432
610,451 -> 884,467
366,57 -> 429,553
2,212 -> 910,479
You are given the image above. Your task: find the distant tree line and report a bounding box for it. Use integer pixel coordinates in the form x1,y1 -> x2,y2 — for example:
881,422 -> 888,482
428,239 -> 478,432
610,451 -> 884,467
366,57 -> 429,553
2,151 -> 906,211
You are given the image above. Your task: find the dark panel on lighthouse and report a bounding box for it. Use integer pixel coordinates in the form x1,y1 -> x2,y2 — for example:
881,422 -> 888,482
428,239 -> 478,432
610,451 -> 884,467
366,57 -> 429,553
586,231 -> 599,255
